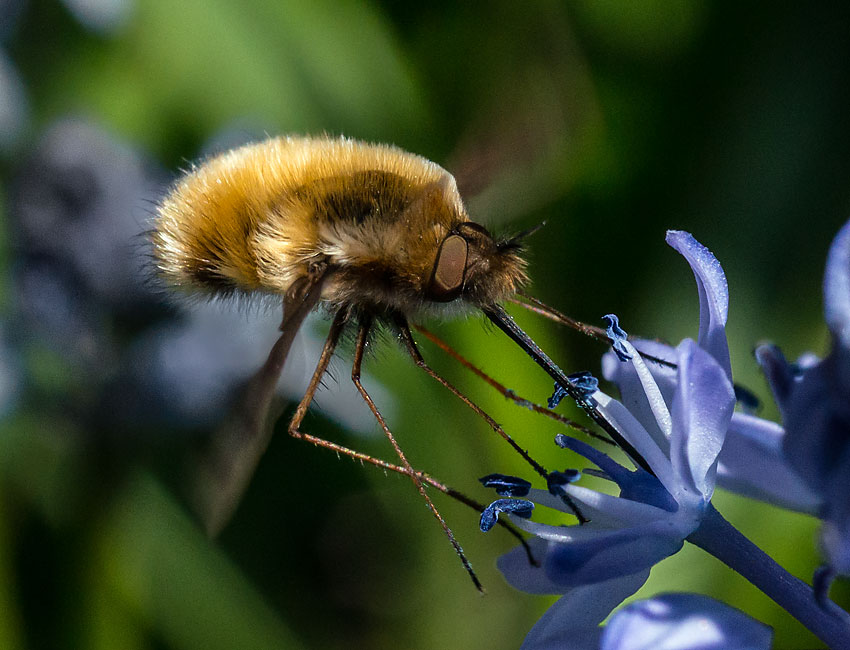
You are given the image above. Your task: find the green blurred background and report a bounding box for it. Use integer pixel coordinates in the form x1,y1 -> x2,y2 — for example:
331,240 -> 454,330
1,1 -> 850,648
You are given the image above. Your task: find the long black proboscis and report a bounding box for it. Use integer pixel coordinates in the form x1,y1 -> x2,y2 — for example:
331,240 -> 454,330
483,304 -> 652,474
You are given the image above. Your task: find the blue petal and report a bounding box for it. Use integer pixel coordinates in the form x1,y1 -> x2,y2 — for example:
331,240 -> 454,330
824,218 -> 850,349
670,340 -> 734,500
542,529 -> 683,587
780,218 -> 850,578
498,538 -> 568,595
518,572 -> 650,650
665,231 -> 732,381
717,413 -> 821,514
593,390 -> 681,497
753,344 -> 795,418
556,434 -> 677,512
601,593 -> 772,650
617,470 -> 679,513
498,537 -> 653,602
783,355 -> 850,494
602,340 -> 677,449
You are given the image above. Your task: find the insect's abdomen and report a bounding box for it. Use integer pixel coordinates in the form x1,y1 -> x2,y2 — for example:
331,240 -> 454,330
152,135 -> 465,301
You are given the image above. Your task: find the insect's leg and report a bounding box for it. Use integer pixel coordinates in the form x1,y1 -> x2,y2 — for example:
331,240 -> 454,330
396,316 -> 587,524
285,310 -> 423,472
396,317 -> 547,479
511,292 -> 610,343
510,292 -> 676,369
412,324 -> 614,446
286,308 -> 346,439
286,310 -> 535,567
349,315 -> 483,592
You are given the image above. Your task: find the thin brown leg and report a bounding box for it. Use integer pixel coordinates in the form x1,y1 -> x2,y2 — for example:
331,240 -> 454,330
284,309 -> 421,476
412,324 -> 614,446
287,311 -> 530,580
348,315 -> 483,591
396,317 -> 548,479
397,316 -> 588,524
511,292 -> 610,344
511,292 -> 676,369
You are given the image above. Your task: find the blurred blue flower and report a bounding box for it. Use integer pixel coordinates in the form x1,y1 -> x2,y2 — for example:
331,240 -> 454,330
600,593 -> 772,650
8,117 -> 168,389
11,253 -> 110,369
11,117 -> 165,313
60,0 -> 133,34
116,302 -> 396,433
770,218 -> 850,579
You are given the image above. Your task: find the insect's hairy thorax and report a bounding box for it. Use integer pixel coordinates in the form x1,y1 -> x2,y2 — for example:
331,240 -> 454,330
275,170 -> 469,317
293,170 -> 414,226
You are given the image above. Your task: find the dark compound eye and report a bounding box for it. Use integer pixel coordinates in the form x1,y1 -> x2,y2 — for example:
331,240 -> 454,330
428,234 -> 468,302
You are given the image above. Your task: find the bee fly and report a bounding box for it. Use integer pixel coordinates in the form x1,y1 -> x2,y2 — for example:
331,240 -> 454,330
153,135 -> 635,589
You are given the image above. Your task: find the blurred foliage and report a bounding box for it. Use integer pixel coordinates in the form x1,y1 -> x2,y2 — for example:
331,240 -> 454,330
1,0 -> 850,648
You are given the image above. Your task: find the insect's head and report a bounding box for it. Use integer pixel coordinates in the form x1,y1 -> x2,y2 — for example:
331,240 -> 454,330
425,221 -> 533,307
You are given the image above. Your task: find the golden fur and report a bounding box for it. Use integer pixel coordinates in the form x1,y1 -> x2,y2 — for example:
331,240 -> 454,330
153,135 -> 527,319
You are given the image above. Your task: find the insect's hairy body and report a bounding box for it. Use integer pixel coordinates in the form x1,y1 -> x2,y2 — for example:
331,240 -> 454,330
154,135 -> 527,320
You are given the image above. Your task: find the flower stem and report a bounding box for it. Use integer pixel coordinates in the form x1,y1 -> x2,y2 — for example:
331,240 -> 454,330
687,504 -> 850,648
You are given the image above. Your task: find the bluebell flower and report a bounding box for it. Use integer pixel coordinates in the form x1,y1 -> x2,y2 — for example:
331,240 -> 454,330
486,231 -> 835,646
602,232 -> 821,514
771,218 -> 850,579
494,333 -> 734,589
11,253 -> 109,370
489,231 -> 850,648
9,118 -> 168,386
491,232 -> 741,594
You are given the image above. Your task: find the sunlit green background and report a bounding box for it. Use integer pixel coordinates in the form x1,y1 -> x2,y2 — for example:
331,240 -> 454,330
2,1 -> 850,648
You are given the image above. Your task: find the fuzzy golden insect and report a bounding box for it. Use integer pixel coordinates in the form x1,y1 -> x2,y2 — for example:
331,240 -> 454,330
153,135 -> 529,317
153,134 -> 605,590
